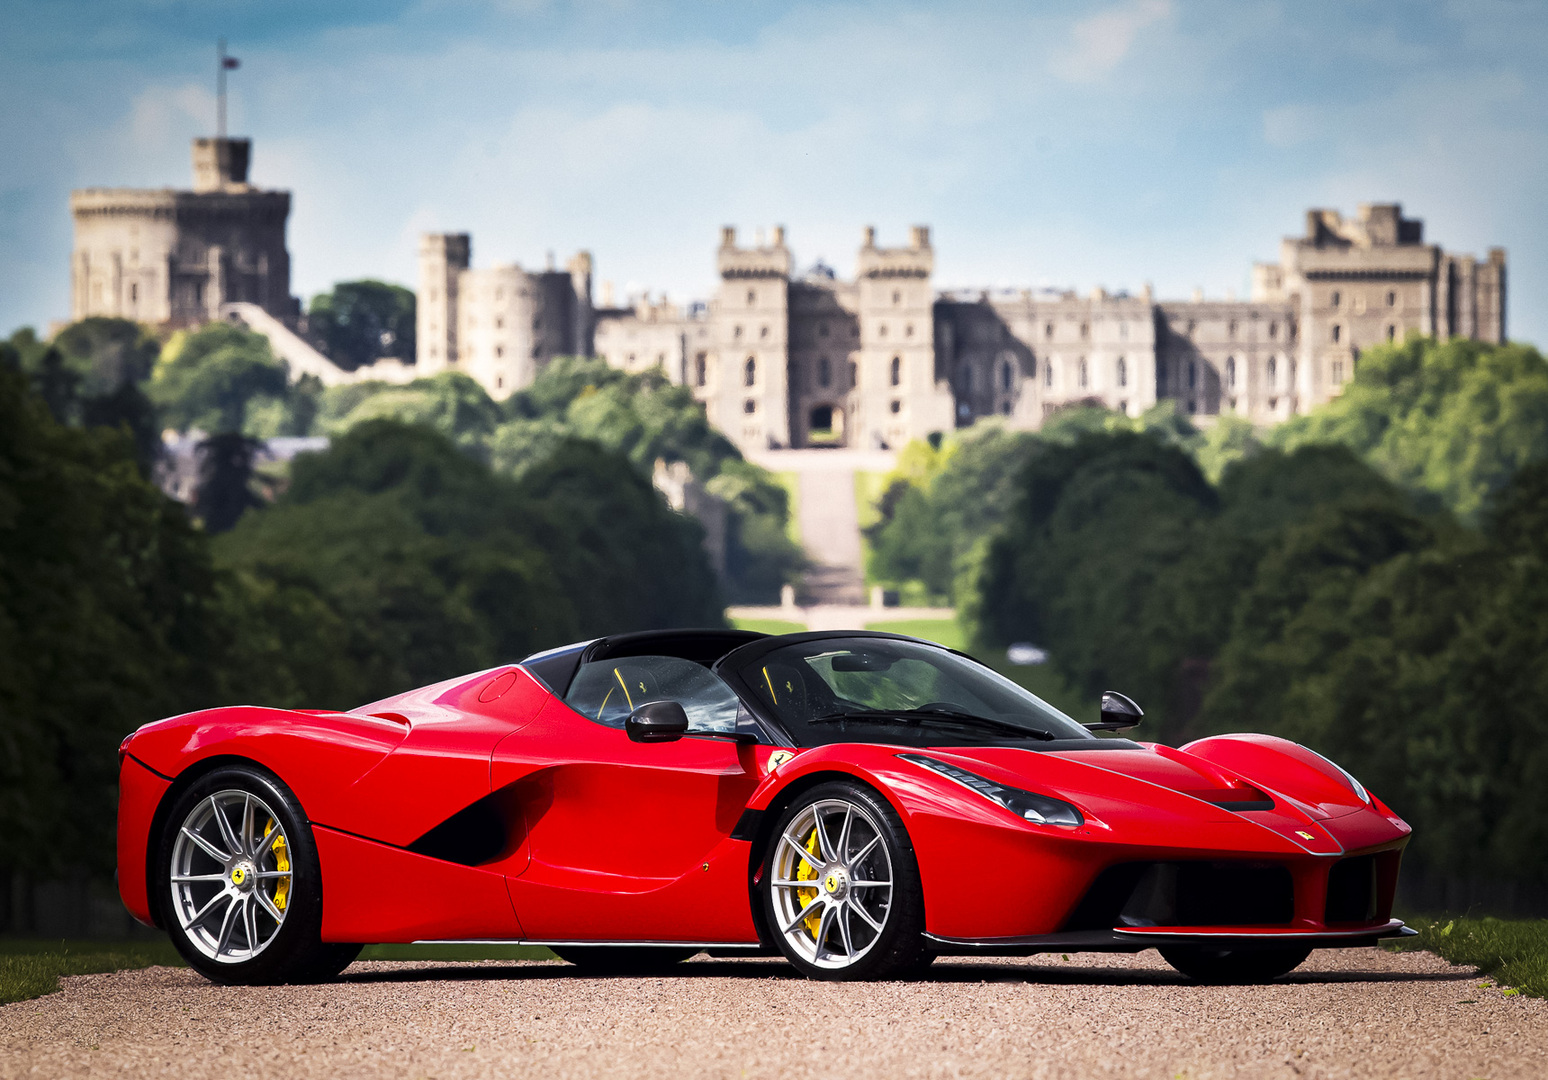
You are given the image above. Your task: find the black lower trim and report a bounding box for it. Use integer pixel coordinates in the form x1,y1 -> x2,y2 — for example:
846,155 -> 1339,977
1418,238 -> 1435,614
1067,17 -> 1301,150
922,921 -> 1415,956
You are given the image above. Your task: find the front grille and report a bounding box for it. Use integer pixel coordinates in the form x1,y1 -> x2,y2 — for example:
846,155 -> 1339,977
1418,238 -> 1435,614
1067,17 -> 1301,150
1063,861 -> 1295,930
1325,855 -> 1378,923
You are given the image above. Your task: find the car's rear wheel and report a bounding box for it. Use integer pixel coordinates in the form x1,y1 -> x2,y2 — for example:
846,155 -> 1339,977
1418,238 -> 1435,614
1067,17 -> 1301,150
761,781 -> 924,980
1160,944 -> 1312,984
158,764 -> 343,984
551,947 -> 699,974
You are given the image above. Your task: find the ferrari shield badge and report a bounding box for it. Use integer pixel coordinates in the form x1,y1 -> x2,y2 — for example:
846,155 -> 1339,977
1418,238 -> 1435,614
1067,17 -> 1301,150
767,750 -> 795,774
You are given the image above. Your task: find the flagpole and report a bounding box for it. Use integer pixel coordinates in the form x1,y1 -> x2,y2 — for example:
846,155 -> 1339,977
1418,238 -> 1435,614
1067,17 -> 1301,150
217,38 -> 227,138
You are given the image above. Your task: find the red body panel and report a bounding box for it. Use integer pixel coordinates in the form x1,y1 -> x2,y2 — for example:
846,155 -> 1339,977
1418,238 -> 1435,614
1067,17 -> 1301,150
116,755 -> 171,927
116,646 -> 1412,951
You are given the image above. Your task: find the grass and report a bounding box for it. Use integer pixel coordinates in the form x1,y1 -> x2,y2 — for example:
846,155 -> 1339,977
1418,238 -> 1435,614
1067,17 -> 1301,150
1387,916 -> 1548,998
865,617 -> 966,651
854,471 -> 889,586
731,617 -> 808,634
0,938 -> 183,1005
772,470 -> 802,546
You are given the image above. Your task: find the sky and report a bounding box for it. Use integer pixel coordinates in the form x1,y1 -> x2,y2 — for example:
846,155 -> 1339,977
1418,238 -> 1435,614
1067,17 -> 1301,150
2,0 -> 1545,343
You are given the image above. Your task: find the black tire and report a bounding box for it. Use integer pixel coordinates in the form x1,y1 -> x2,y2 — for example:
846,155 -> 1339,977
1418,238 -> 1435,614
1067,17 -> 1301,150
760,780 -> 925,981
1160,944 -> 1312,984
551,947 -> 699,974
156,763 -> 338,985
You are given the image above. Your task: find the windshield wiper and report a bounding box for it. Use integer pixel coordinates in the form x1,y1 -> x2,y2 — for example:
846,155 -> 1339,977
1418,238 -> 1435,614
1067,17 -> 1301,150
810,708 -> 1058,741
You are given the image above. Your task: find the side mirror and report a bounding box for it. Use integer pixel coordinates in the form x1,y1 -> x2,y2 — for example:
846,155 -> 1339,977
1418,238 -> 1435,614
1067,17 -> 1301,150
625,700 -> 690,743
1086,690 -> 1143,732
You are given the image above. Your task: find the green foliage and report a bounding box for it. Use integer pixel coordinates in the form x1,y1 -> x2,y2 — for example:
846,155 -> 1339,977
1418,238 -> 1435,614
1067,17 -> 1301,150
1391,916 -> 1548,999
1271,337 -> 1548,520
150,322 -> 289,435
0,368 -> 225,876
308,279 -> 416,369
216,421 -> 725,707
317,372 -> 503,455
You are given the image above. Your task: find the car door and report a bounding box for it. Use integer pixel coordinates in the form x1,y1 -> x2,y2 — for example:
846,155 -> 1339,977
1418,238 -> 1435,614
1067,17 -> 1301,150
492,655 -> 764,944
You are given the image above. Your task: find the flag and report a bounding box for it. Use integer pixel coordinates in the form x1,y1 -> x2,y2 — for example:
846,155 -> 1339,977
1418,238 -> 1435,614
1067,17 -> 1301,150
223,56 -> 240,70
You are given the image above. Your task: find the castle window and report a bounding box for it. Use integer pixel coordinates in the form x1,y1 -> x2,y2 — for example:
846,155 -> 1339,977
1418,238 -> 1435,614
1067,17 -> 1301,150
1188,361 -> 1197,389
495,345 -> 505,358
747,289 -> 756,306
129,283 -> 138,303
1078,358 -> 1088,388
1001,401 -> 1012,415
657,353 -> 666,367
1117,357 -> 1127,388
1119,322 -> 1129,340
1080,323 -> 1089,339
1188,399 -> 1197,414
1229,320 -> 1238,338
1226,357 -> 1236,388
1269,321 -> 1278,338
1186,321 -> 1196,336
760,325 -> 769,339
890,399 -> 901,414
1332,360 -> 1346,384
848,361 -> 858,387
695,353 -> 707,387
495,317 -> 504,329
1045,323 -> 1054,339
744,398 -> 757,414
1045,362 -> 1054,388
878,323 -> 888,338
1001,360 -> 1014,391
734,325 -> 743,339
627,353 -> 636,367
819,356 -> 832,387
1331,324 -> 1342,343
744,357 -> 756,387
1387,291 -> 1397,307
890,356 -> 902,386
497,376 -> 504,389
1387,325 -> 1396,342
905,323 -> 914,337
1331,290 -> 1341,307
892,289 -> 902,305
1267,356 -> 1277,383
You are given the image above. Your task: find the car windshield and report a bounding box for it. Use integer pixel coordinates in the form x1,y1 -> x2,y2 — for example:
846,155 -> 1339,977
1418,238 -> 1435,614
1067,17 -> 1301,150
565,655 -> 741,733
733,637 -> 1094,747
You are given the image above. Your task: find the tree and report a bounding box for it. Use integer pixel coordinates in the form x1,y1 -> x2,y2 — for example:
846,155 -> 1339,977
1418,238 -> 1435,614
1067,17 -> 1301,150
194,433 -> 264,534
1271,337 -> 1548,520
151,322 -> 289,434
308,280 -> 416,369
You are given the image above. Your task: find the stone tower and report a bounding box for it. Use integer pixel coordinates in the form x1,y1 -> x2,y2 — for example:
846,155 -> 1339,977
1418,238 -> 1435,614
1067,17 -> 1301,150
853,225 -> 952,449
712,227 -> 793,449
70,136 -> 295,326
416,233 -> 470,373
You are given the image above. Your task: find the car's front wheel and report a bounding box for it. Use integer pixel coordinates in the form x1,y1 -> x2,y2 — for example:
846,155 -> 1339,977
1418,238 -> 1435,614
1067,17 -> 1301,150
1160,944 -> 1312,984
761,781 -> 924,980
157,764 -> 348,984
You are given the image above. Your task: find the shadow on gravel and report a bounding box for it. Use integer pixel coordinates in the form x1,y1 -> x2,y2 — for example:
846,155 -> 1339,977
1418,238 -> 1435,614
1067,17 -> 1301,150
330,955 -> 1474,989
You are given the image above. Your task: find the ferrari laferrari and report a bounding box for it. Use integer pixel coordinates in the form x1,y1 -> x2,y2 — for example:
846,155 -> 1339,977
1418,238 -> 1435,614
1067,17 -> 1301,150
116,629 -> 1413,984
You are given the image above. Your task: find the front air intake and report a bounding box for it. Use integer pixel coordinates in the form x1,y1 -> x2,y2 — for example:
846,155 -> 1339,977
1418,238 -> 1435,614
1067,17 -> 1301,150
1063,861 -> 1295,930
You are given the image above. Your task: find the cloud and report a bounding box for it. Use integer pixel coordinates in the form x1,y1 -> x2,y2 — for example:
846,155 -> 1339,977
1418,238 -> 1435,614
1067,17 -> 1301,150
1050,0 -> 1171,84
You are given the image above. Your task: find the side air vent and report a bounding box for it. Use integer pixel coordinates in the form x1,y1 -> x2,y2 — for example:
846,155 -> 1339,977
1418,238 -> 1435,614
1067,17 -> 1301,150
407,794 -> 507,866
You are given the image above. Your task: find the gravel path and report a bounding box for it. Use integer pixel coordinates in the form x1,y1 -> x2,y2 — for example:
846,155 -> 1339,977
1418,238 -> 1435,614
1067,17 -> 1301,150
3,948 -> 1544,1079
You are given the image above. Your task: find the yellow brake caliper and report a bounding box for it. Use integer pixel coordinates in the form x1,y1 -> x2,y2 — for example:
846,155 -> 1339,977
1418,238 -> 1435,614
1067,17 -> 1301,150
795,829 -> 822,938
264,818 -> 290,912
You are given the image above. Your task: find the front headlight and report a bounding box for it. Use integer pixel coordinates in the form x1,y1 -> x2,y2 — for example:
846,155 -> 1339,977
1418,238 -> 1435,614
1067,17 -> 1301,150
1302,746 -> 1371,804
898,753 -> 1084,827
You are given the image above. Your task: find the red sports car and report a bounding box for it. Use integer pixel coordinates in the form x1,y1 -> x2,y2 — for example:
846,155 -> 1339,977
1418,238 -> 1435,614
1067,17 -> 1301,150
117,629 -> 1413,984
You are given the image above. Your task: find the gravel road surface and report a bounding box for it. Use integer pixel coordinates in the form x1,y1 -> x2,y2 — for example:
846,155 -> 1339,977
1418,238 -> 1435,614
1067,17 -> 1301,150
3,947 -> 1544,1079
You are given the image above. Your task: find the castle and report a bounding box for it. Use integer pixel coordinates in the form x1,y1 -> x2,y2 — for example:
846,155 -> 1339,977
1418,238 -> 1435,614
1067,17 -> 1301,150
70,137 -> 296,325
70,136 -> 1508,455
420,206 -> 1506,453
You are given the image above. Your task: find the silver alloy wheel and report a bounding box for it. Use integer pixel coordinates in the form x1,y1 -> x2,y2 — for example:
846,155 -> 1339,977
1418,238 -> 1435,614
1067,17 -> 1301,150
770,797 -> 894,970
169,789 -> 292,964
